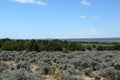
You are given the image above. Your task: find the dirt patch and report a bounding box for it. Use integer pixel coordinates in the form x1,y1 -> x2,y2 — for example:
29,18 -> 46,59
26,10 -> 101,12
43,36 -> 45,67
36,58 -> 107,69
44,75 -> 51,80
44,75 -> 57,80
82,74 -> 105,80
82,75 -> 95,80
3,61 -> 16,70
30,64 -> 39,73
92,71 -> 99,75
100,77 -> 104,80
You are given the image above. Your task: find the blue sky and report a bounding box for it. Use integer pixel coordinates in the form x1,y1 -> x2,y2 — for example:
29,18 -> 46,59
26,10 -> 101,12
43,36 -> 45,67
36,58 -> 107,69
0,0 -> 120,39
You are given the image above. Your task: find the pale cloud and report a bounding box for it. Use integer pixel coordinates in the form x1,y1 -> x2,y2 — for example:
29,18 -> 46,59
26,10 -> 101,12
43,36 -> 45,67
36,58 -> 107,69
93,16 -> 99,19
79,15 -> 99,19
70,29 -> 101,37
81,0 -> 91,6
11,0 -> 47,6
87,29 -> 100,35
79,15 -> 87,19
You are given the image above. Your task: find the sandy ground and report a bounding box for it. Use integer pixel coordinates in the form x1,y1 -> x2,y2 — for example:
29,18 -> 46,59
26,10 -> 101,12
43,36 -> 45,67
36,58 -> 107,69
30,64 -> 39,73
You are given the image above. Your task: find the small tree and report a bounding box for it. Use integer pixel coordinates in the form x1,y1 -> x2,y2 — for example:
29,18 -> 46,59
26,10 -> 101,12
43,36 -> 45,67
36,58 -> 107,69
63,48 -> 69,53
1,41 -> 11,51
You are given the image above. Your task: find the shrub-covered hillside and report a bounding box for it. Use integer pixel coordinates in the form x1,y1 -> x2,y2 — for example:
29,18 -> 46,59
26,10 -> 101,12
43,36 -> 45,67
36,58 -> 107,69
0,38 -> 120,52
0,51 -> 120,80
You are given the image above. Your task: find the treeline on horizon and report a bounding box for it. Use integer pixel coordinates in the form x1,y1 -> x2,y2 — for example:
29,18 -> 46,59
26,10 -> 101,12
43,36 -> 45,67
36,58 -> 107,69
0,38 -> 120,52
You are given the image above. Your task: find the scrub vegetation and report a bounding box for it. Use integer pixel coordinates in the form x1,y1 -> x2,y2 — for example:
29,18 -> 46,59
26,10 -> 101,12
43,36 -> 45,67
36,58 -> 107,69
0,39 -> 120,80
0,38 -> 120,52
0,51 -> 120,80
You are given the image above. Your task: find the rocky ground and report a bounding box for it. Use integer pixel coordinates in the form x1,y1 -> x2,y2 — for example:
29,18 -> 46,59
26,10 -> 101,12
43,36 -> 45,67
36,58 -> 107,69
0,51 -> 120,80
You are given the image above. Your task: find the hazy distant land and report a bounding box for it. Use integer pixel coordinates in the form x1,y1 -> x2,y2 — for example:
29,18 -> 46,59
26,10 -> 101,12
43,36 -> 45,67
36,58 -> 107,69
63,38 -> 120,42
